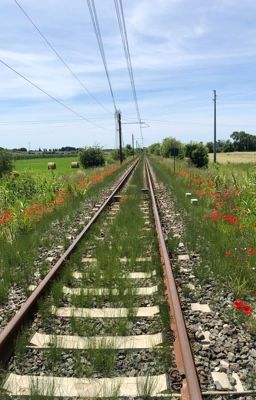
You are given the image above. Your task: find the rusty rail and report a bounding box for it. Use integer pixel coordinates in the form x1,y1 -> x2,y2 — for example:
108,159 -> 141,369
0,158 -> 139,363
145,160 -> 203,400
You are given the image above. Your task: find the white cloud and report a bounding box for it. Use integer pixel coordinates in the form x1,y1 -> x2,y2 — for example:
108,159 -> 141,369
0,0 -> 255,148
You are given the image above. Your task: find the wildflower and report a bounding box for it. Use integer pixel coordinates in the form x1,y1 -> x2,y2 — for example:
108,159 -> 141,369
209,211 -> 222,221
242,305 -> 253,316
214,201 -> 222,208
247,248 -> 256,255
0,211 -> 13,225
196,189 -> 205,197
233,299 -> 244,309
225,250 -> 231,257
222,215 -> 238,224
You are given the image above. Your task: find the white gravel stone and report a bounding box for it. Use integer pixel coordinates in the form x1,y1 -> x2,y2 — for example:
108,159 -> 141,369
191,303 -> 211,313
211,372 -> 232,390
178,254 -> 190,261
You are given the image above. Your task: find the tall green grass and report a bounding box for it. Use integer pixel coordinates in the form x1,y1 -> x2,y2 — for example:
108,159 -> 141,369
149,156 -> 256,300
0,161 -> 131,305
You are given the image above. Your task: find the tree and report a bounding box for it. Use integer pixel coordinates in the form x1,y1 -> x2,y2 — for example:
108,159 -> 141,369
111,149 -> 126,161
124,144 -> 133,157
79,146 -> 105,168
0,149 -> 13,177
161,137 -> 183,158
206,142 -> 213,153
223,140 -> 234,152
230,131 -> 256,151
148,143 -> 161,155
190,144 -> 209,168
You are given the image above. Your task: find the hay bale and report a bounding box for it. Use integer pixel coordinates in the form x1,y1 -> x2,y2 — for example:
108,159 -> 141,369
71,161 -> 80,168
48,162 -> 56,170
11,171 -> 20,177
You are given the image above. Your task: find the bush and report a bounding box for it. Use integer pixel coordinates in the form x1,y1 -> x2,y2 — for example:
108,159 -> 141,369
190,144 -> 209,168
111,149 -> 126,161
185,142 -> 198,158
79,147 -> 105,168
0,149 -> 12,177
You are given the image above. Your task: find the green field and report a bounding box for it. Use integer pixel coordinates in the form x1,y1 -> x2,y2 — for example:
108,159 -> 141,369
209,151 -> 256,164
14,157 -> 81,177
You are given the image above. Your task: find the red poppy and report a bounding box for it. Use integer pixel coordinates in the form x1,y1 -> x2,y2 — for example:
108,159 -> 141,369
196,189 -> 205,197
0,211 -> 13,225
222,215 -> 238,224
242,305 -> 253,316
247,248 -> 256,255
233,299 -> 244,309
210,211 -> 222,221
225,250 -> 231,257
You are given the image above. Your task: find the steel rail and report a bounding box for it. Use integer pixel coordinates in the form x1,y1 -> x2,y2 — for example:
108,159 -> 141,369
0,158 -> 139,363
145,159 -> 202,400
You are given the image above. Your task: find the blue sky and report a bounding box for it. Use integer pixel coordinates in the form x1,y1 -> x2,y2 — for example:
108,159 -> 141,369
0,0 -> 256,149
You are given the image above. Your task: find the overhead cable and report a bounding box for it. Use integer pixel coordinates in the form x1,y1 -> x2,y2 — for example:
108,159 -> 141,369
114,0 -> 143,143
86,0 -> 117,111
14,0 -> 111,116
0,58 -> 104,129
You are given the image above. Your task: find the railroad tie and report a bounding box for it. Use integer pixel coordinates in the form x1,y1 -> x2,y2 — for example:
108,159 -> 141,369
28,332 -> 164,349
62,285 -> 158,296
51,305 -> 160,318
4,374 -> 168,397
72,270 -> 157,279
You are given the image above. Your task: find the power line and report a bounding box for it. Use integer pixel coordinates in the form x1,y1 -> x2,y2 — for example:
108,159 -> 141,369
86,0 -> 117,111
0,119 -> 88,125
14,0 -> 112,116
114,0 -> 143,143
0,58 -> 104,130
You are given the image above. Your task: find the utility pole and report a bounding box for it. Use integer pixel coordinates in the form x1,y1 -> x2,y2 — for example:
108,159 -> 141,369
116,110 -> 123,164
132,134 -> 134,158
213,90 -> 217,163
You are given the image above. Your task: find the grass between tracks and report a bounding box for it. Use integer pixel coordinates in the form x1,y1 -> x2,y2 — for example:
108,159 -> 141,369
0,160 -> 132,306
149,155 -> 256,332
4,159 -> 173,397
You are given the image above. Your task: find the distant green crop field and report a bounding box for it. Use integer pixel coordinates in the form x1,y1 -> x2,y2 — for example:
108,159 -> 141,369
14,156 -> 81,177
209,151 -> 256,164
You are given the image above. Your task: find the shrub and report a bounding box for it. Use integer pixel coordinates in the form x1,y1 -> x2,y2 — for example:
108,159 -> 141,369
111,149 -> 126,161
0,149 -> 12,177
190,144 -> 209,168
185,142 -> 198,158
79,147 -> 105,168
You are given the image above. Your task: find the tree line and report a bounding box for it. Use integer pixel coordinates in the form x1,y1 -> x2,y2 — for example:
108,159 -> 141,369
207,131 -> 256,153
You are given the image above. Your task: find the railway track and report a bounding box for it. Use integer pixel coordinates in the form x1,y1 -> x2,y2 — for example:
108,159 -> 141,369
1,157 -> 251,399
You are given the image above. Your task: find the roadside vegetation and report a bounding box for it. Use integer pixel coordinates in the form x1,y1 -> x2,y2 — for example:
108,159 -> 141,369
0,158 -> 131,306
149,155 -> 256,331
0,149 -> 13,177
